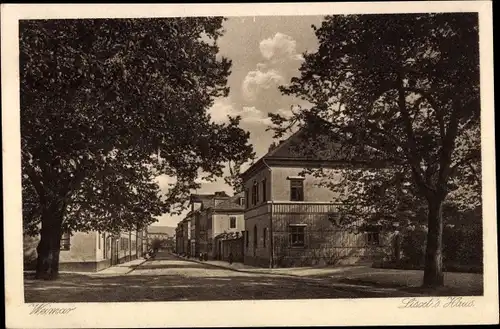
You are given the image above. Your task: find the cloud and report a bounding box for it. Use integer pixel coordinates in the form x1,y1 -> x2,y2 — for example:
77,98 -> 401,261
240,106 -> 272,125
259,32 -> 304,62
208,98 -> 272,126
242,69 -> 284,101
241,33 -> 305,102
207,98 -> 236,123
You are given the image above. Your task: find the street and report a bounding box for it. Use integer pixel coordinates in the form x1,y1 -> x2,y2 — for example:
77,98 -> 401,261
24,252 -> 425,302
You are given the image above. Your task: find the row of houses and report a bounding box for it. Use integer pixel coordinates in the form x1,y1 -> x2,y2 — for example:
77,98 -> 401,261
176,128 -> 397,268
23,225 -> 174,272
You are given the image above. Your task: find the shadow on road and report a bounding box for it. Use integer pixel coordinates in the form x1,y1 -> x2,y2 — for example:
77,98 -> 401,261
138,263 -> 208,270
24,270 -> 423,303
25,254 -> 481,302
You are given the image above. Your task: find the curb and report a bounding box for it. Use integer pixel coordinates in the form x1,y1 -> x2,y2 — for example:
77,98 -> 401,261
123,257 -> 150,275
171,255 -> 392,291
172,254 -> 305,279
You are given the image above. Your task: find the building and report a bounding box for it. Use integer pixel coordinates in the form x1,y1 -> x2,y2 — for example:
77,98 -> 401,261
24,228 -> 148,272
147,226 -> 175,240
181,217 -> 191,256
175,221 -> 184,254
241,128 -> 394,268
147,225 -> 175,251
188,191 -> 230,257
175,191 -> 245,259
207,192 -> 245,260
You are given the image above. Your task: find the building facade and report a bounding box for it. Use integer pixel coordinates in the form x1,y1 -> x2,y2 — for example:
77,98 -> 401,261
175,191 -> 245,259
24,228 -> 148,272
147,225 -> 175,250
241,130 -> 394,268
175,221 -> 184,254
207,192 -> 245,260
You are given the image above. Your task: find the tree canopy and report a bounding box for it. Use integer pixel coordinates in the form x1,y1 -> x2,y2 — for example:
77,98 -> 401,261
20,17 -> 254,278
274,13 -> 481,286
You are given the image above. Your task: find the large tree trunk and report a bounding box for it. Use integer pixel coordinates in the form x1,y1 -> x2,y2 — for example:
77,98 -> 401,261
423,199 -> 444,287
35,204 -> 63,280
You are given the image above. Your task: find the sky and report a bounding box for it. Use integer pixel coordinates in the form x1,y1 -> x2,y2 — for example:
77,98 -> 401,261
152,15 -> 324,227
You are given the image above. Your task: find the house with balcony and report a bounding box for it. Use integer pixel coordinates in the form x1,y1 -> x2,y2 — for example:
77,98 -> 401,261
207,192 -> 245,261
241,128 -> 395,268
176,191 -> 245,260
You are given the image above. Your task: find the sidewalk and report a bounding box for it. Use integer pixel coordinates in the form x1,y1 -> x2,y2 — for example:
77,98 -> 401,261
23,257 -> 149,278
175,254 -> 364,278
177,255 -> 483,295
96,257 -> 148,275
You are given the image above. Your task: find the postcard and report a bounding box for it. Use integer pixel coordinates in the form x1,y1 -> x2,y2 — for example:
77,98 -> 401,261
2,1 -> 497,328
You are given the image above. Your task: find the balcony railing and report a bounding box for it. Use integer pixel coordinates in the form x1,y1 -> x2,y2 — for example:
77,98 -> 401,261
271,202 -> 345,214
244,201 -> 350,221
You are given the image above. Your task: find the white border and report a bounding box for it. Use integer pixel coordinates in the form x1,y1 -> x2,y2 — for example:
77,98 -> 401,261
2,2 -> 497,328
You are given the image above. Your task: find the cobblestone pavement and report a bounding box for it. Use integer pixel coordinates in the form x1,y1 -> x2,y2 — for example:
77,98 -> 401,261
25,253 -> 422,302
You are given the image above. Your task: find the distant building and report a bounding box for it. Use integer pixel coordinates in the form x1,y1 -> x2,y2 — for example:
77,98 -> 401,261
207,192 -> 245,261
175,191 -> 245,259
147,226 -> 175,240
175,216 -> 192,256
24,228 -> 148,272
241,128 -> 394,268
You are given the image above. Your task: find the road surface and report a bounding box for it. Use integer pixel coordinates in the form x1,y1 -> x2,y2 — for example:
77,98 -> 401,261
25,252 -> 419,302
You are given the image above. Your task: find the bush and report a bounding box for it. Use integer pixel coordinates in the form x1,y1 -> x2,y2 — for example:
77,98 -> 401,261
443,225 -> 482,267
400,228 -> 427,266
395,224 -> 483,272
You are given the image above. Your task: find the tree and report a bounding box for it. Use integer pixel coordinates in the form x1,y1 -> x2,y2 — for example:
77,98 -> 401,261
20,18 -> 254,279
224,157 -> 254,193
275,13 -> 480,287
149,237 -> 165,251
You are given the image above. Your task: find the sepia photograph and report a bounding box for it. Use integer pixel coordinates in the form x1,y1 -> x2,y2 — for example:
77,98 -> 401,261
2,2 -> 497,328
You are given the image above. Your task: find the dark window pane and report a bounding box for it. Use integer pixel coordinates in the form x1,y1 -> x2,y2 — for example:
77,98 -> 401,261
290,179 -> 304,201
288,225 -> 305,247
253,225 -> 258,247
262,179 -> 267,202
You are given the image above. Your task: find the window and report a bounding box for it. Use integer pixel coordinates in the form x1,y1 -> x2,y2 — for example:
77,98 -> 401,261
229,216 -> 236,229
289,225 -> 306,247
102,233 -> 106,258
290,179 -> 304,201
253,225 -> 258,249
98,231 -> 101,249
60,232 -> 71,251
121,237 -> 129,251
239,197 -> 245,206
262,179 -> 267,202
252,181 -> 258,205
366,232 -> 380,246
263,227 -> 267,248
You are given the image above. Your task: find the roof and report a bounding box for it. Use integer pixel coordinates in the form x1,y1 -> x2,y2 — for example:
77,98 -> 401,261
190,192 -> 230,210
147,226 -> 175,236
213,192 -> 245,212
241,123 -> 385,180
